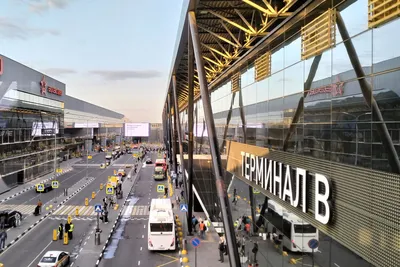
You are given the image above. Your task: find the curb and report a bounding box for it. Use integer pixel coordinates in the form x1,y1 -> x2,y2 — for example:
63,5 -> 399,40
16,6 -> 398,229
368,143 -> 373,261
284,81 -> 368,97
0,168 -> 74,204
0,177 -> 95,255
94,164 -> 142,267
176,217 -> 186,267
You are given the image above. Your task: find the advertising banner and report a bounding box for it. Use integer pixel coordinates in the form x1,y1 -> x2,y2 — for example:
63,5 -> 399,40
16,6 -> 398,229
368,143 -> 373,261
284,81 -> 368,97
32,122 -> 59,137
124,123 -> 149,137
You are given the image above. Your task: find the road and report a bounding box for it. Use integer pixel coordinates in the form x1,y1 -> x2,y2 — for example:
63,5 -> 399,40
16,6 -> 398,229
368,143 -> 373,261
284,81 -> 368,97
0,152 -> 137,267
230,177 -> 370,267
98,152 -> 180,267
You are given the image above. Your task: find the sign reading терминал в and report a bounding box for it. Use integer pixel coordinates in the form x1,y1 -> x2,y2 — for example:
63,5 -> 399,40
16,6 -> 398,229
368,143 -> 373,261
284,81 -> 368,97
226,141 -> 333,225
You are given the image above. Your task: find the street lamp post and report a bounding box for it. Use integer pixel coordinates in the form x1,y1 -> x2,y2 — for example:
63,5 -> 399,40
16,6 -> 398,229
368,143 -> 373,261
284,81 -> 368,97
342,112 -> 372,165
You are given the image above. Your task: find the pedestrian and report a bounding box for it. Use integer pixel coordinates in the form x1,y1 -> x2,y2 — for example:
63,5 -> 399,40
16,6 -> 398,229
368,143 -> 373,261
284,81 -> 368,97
103,197 -> 107,208
164,187 -> 169,197
252,241 -> 258,263
68,222 -> 74,240
180,190 -> 184,199
191,215 -> 198,233
0,230 -> 7,249
103,210 -> 109,224
175,194 -> 180,206
178,180 -> 183,189
58,223 -> 64,240
218,239 -> 225,262
199,221 -> 206,239
109,196 -> 114,209
37,199 -> 43,214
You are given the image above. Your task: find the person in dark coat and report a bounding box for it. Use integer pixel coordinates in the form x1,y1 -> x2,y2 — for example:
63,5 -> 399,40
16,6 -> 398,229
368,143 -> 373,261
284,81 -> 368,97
58,223 -> 64,240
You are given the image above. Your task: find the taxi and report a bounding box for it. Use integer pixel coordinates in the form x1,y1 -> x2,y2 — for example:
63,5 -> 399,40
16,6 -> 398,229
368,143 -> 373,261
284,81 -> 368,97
37,251 -> 70,267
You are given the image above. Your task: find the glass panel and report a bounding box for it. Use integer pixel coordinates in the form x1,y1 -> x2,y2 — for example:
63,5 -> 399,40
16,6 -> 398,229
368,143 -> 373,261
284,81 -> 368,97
269,71 -> 284,100
284,61 -> 304,96
335,0 -> 369,43
372,18 -> 400,66
271,46 -> 284,74
284,35 -> 301,67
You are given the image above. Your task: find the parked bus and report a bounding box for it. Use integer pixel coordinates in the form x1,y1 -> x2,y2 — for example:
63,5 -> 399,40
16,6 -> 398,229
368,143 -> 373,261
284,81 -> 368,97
148,199 -> 176,251
264,200 -> 319,253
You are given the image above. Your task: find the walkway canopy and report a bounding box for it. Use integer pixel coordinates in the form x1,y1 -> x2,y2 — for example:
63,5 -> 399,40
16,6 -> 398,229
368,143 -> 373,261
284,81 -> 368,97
164,0 -> 314,111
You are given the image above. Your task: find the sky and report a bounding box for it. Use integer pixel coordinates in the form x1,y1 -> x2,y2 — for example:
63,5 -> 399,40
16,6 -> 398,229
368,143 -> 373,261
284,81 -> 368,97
0,0 -> 185,123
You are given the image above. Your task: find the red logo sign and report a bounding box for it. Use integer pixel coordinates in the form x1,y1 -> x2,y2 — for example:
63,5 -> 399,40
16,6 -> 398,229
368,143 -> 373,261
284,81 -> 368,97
40,76 -> 47,95
0,56 -> 3,75
39,75 -> 62,96
308,77 -> 344,97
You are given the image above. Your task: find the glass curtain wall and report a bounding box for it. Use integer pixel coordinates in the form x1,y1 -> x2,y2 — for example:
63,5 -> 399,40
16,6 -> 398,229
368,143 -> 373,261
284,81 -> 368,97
178,0 -> 397,266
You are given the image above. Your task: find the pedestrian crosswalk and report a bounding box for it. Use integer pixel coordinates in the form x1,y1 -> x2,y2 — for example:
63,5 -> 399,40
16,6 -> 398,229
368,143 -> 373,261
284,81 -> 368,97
51,205 -> 151,217
0,204 -> 36,215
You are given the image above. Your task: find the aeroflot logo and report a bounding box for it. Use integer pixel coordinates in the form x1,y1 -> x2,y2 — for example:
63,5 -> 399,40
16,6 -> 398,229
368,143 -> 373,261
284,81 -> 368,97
240,152 -> 333,224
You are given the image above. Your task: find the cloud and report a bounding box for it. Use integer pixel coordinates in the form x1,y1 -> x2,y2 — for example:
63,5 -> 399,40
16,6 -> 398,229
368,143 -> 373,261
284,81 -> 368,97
0,17 -> 60,39
26,0 -> 70,13
43,68 -> 77,76
89,70 -> 162,81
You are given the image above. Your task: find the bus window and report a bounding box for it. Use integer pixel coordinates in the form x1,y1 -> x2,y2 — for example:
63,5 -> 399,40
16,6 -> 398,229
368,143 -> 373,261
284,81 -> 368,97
294,224 -> 317,234
150,223 -> 173,232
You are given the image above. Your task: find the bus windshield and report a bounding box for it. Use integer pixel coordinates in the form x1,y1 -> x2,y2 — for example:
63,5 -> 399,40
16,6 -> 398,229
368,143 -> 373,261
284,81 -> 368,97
150,223 -> 173,232
294,224 -> 317,234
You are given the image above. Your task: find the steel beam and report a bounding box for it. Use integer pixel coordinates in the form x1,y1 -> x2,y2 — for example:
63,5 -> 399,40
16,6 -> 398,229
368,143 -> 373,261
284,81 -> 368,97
187,27 -> 195,235
189,11 -> 241,267
173,74 -> 188,198
167,94 -> 173,166
170,94 -> 178,174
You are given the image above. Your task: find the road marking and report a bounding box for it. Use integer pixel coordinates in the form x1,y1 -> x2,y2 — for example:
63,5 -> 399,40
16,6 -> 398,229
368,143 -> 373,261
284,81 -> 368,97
27,240 -> 53,267
142,235 -> 144,238
157,253 -> 179,260
144,224 -> 146,228
334,263 -> 340,267
138,260 -> 141,265
140,247 -> 142,251
156,258 -> 179,267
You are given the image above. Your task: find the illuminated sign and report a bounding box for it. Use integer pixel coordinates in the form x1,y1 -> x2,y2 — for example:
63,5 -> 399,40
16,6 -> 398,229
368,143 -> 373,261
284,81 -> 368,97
308,78 -> 344,97
0,56 -> 3,75
240,151 -> 333,224
39,75 -> 62,96
124,123 -> 149,137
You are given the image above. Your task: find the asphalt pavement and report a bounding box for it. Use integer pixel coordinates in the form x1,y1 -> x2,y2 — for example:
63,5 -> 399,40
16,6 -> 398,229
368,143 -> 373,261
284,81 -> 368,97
0,152 -> 137,266
98,152 -> 180,267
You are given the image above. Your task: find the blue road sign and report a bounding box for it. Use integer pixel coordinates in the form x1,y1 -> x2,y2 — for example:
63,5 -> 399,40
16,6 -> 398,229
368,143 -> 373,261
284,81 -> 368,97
180,204 -> 188,212
308,239 -> 319,250
106,186 -> 114,195
191,237 -> 201,248
94,204 -> 102,213
36,184 -> 44,192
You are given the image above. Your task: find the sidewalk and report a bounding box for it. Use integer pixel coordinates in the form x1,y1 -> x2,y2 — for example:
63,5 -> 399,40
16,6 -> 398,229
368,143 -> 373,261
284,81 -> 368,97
73,163 -> 143,267
173,185 -> 230,267
0,157 -> 82,204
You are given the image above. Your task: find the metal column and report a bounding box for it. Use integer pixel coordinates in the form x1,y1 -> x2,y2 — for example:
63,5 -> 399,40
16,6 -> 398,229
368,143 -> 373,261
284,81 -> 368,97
172,75 -> 188,199
171,94 -> 178,175
167,93 -> 175,169
189,11 -> 241,266
187,28 -> 195,235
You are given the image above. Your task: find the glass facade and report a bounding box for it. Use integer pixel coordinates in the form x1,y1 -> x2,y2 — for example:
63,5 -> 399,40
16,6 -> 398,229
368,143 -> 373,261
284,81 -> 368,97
177,0 -> 400,266
0,89 -> 64,187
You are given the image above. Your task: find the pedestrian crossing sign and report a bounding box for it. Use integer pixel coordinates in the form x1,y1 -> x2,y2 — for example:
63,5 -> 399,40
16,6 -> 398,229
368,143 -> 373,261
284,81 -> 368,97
180,204 -> 188,212
94,204 -> 102,213
106,186 -> 114,195
157,184 -> 165,193
51,181 -> 59,189
36,184 -> 44,192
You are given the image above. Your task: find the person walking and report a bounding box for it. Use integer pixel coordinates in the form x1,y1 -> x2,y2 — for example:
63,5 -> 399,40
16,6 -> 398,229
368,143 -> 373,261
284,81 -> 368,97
218,239 -> 225,262
0,230 -> 7,249
252,241 -> 259,263
199,221 -> 206,239
37,199 -> 43,214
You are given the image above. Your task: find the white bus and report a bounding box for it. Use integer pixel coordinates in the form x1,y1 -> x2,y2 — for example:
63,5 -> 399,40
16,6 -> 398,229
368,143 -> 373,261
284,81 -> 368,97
148,199 -> 176,251
264,200 -> 319,253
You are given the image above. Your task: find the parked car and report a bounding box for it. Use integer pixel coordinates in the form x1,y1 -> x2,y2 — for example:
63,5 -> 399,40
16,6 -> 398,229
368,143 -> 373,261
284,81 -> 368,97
0,209 -> 22,228
146,158 -> 153,164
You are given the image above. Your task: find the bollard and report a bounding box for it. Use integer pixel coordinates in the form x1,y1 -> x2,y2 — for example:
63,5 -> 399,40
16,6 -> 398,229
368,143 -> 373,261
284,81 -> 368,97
100,183 -> 103,190
63,233 -> 69,245
114,204 -> 119,210
95,231 -> 101,245
67,216 -> 72,224
64,188 -> 68,196
53,229 -> 58,241
92,192 -> 96,199
85,198 -> 89,206
75,208 -> 79,216
0,263 -> 4,267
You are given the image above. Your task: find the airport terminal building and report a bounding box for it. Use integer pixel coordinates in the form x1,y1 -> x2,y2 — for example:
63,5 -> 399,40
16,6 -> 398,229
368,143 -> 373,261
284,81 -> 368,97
0,54 -> 125,192
163,0 -> 400,267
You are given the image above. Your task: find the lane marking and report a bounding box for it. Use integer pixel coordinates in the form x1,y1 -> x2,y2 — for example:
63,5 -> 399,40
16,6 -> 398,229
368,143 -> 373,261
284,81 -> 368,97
140,247 -> 142,251
156,258 -> 179,267
142,235 -> 144,238
27,240 -> 53,267
143,224 -> 146,228
138,260 -> 141,265
156,253 -> 179,260
334,263 -> 340,267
